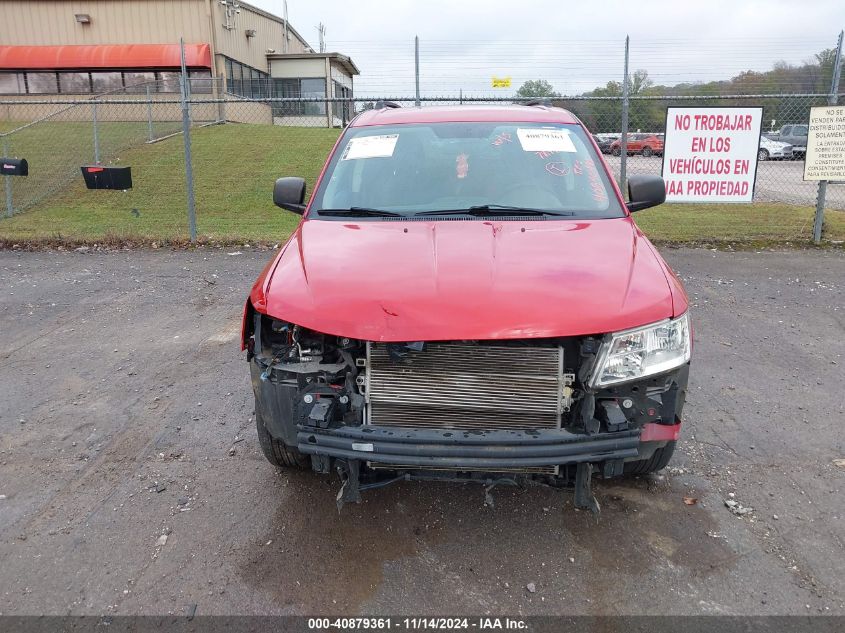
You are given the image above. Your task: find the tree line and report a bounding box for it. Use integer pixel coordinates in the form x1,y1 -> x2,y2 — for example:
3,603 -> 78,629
517,49 -> 841,133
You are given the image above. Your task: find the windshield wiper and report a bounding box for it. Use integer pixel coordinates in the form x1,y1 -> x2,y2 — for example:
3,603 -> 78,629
316,207 -> 404,218
415,205 -> 575,217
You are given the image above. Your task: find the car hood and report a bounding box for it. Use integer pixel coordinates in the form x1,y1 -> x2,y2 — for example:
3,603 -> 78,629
252,217 -> 681,341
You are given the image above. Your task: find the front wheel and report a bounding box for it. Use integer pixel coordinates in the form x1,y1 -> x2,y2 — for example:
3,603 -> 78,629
611,147 -> 621,156
641,146 -> 653,157
624,441 -> 676,475
255,407 -> 311,469
757,148 -> 769,161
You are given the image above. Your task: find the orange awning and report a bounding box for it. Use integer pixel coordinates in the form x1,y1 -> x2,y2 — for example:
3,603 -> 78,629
0,44 -> 212,70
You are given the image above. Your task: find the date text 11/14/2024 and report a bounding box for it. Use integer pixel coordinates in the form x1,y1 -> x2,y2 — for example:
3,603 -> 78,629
308,617 -> 529,630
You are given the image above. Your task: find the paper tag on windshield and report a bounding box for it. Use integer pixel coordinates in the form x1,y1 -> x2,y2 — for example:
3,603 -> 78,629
341,134 -> 399,160
517,128 -> 576,153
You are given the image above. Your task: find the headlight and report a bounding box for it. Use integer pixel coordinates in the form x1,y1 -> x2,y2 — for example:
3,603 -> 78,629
589,313 -> 691,388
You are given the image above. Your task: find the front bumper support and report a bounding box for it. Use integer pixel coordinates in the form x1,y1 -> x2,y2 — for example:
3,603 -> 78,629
297,424 -> 641,470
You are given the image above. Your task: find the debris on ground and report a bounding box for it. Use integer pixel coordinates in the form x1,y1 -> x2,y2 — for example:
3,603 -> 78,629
683,497 -> 698,505
526,582 -> 536,593
725,499 -> 753,516
156,534 -> 168,546
833,458 -> 845,469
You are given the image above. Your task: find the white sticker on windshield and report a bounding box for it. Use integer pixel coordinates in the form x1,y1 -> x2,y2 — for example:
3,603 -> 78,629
341,134 -> 399,160
516,128 -> 576,153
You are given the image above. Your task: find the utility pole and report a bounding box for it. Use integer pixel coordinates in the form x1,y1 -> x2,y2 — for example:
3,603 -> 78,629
317,23 -> 326,53
812,29 -> 843,244
619,35 -> 630,193
283,0 -> 289,53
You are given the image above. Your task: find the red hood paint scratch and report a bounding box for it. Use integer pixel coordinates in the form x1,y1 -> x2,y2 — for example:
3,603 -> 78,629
250,216 -> 687,342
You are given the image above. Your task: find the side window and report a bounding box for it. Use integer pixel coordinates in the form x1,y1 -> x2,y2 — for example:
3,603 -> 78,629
27,72 -> 59,94
781,125 -> 792,135
794,125 -> 808,136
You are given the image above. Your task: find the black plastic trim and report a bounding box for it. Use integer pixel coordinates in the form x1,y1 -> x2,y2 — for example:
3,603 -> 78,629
297,425 -> 641,468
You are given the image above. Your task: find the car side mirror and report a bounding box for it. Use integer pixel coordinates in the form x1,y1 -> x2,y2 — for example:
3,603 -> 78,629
273,177 -> 306,214
627,175 -> 666,212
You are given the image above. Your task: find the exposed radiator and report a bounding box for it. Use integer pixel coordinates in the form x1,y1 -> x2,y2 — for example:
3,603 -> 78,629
365,342 -> 569,430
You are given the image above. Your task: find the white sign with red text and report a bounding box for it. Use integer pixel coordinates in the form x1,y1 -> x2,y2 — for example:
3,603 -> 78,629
661,107 -> 763,203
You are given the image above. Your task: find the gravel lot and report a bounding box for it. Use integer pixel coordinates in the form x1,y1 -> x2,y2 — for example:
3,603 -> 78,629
0,246 -> 843,616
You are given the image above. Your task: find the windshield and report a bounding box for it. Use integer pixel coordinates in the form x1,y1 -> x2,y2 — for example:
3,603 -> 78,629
310,122 -> 624,218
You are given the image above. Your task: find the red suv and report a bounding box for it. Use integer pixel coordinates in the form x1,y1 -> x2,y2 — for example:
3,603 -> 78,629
610,133 -> 664,157
243,104 -> 691,511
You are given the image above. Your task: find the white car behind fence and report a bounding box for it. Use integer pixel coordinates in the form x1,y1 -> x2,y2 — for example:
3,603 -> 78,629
757,135 -> 794,161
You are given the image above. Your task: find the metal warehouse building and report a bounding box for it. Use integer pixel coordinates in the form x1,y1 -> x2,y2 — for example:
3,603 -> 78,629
0,0 -> 359,126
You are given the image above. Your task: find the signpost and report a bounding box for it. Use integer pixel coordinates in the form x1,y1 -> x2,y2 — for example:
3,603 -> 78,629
661,106 -> 763,203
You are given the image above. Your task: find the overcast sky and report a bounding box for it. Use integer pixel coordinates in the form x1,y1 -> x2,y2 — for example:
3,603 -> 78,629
249,0 -> 844,96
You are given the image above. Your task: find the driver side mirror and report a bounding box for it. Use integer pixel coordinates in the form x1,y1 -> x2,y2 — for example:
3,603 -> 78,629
273,177 -> 306,214
626,175 -> 666,212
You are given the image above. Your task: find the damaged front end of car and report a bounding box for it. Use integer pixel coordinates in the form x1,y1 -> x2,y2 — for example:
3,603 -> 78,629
245,307 -> 690,512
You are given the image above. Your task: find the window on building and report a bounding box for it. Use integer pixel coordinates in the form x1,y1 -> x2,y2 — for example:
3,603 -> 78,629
228,61 -> 243,96
158,71 -> 182,93
301,78 -> 326,115
332,80 -> 353,123
249,68 -> 262,98
0,73 -> 26,95
123,71 -> 156,93
189,70 -> 213,94
91,71 -> 123,93
59,72 -> 92,94
272,78 -> 326,116
222,56 -> 268,98
27,72 -> 59,94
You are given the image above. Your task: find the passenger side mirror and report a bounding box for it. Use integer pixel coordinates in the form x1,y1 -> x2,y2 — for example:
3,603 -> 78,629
273,177 -> 306,214
626,175 -> 666,212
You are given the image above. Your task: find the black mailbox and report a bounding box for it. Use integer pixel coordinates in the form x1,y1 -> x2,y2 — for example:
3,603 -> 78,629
81,165 -> 132,190
1,158 -> 28,176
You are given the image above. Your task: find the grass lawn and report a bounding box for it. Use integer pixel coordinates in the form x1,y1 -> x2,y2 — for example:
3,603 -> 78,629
0,123 -> 340,243
1,122 -> 843,247
635,202 -> 845,245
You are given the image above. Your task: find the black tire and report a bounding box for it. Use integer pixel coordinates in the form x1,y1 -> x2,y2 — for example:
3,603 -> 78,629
624,441 -> 676,475
757,148 -> 769,161
641,146 -> 653,157
255,407 -> 311,469
611,147 -> 621,156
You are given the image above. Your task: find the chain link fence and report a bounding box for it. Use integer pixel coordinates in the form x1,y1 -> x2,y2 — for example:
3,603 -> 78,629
1,90 -> 843,242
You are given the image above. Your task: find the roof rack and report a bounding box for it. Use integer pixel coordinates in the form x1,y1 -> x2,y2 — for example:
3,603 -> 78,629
374,100 -> 402,110
523,98 -> 553,107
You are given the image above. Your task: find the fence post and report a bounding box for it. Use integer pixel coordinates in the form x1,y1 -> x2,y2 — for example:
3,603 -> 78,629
146,85 -> 154,142
415,36 -> 421,107
619,35 -> 630,192
3,136 -> 12,218
812,29 -> 843,244
179,38 -> 197,243
92,101 -> 100,163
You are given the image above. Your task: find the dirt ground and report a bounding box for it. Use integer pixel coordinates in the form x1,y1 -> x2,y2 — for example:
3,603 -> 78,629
0,246 -> 843,616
